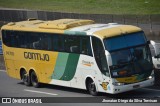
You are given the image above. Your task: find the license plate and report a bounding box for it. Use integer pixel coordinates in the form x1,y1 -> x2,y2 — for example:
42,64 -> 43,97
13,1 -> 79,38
133,85 -> 140,88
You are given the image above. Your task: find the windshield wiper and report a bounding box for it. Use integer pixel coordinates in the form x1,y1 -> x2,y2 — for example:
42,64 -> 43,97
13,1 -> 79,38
110,62 -> 130,70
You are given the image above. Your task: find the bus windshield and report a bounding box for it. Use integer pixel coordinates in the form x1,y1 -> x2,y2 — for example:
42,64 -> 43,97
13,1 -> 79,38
104,32 -> 147,52
103,32 -> 153,78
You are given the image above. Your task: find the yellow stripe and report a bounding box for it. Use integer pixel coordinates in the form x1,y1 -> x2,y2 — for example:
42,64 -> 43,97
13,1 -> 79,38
93,25 -> 142,39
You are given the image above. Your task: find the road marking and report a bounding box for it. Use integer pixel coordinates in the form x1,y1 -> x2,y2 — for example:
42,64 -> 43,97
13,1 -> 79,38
0,70 -> 6,72
141,88 -> 160,92
24,89 -> 58,96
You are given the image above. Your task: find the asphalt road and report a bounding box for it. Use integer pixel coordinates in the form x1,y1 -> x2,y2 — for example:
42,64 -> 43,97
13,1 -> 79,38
0,55 -> 5,70
0,70 -> 160,98
1,70 -> 160,106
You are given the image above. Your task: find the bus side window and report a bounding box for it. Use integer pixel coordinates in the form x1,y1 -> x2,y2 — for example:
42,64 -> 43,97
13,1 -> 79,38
48,35 -> 52,50
27,32 -> 51,50
17,32 -> 29,48
38,34 -> 50,50
92,37 -> 109,76
10,31 -> 18,47
52,34 -> 65,52
58,35 -> 65,52
2,30 -> 11,47
65,36 -> 80,54
80,36 -> 92,56
26,32 -> 39,49
4,31 -> 26,48
3,31 -> 18,47
52,35 -> 58,51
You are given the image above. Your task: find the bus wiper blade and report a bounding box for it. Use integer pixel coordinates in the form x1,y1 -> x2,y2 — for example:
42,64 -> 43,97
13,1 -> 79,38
118,61 -> 132,66
110,61 -> 132,70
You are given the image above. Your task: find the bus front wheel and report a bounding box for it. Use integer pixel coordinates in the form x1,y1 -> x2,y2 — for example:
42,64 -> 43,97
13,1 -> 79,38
21,70 -> 30,86
30,71 -> 40,88
87,79 -> 98,96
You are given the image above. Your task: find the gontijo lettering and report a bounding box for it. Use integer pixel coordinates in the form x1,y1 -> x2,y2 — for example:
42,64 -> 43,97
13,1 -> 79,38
24,52 -> 49,61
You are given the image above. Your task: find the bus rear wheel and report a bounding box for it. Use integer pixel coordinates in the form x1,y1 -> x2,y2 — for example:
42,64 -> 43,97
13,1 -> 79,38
87,79 -> 98,96
21,70 -> 30,86
30,71 -> 40,88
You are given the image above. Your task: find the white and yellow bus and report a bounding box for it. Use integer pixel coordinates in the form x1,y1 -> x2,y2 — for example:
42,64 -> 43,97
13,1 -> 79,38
1,19 -> 154,95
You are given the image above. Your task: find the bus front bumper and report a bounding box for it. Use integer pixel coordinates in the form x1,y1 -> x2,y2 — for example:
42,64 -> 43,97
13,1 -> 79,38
111,78 -> 154,94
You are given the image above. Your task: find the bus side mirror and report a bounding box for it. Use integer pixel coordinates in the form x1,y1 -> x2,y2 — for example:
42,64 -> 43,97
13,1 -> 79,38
154,56 -> 158,58
154,54 -> 160,58
147,40 -> 150,44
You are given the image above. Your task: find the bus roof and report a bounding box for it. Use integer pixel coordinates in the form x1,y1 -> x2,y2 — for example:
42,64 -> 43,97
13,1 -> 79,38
1,19 -> 142,39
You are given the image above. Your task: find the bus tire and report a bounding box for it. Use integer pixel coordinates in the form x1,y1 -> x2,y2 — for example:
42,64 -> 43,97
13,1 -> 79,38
21,70 -> 31,86
87,79 -> 98,96
30,71 -> 40,88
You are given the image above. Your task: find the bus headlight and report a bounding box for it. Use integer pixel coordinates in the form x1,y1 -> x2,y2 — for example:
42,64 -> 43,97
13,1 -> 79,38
112,82 -> 124,86
148,76 -> 152,79
148,74 -> 154,80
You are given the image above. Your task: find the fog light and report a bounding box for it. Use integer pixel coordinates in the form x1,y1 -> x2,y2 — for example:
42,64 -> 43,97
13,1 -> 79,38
148,74 -> 154,80
148,76 -> 152,79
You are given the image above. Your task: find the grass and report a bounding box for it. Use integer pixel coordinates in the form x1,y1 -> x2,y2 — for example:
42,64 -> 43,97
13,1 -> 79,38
0,0 -> 160,14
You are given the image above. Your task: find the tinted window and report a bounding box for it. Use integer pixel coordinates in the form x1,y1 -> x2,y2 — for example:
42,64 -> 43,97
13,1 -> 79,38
58,35 -> 65,52
104,32 -> 147,52
52,35 -> 58,51
80,36 -> 92,56
2,31 -> 52,50
17,32 -> 41,49
2,30 -> 93,56
2,31 -> 9,46
2,30 -> 18,47
92,37 -> 109,76
33,34 -> 50,50
65,36 -> 80,53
